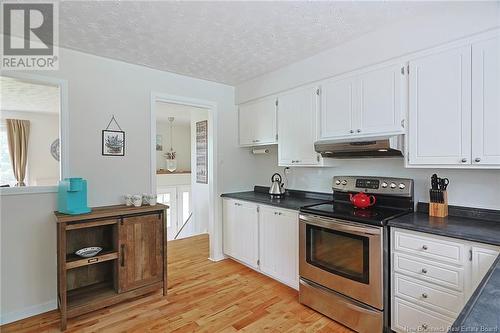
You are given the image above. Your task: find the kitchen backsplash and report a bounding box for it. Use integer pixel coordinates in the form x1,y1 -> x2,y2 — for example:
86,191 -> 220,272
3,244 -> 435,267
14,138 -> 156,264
251,146 -> 500,210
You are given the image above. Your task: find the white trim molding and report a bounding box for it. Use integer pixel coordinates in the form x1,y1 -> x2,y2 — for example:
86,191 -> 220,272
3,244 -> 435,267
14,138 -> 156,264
0,72 -> 69,195
150,92 -> 223,261
0,299 -> 57,325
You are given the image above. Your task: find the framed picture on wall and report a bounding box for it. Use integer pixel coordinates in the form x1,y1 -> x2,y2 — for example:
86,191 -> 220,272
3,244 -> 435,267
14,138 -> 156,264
102,130 -> 125,156
196,120 -> 208,184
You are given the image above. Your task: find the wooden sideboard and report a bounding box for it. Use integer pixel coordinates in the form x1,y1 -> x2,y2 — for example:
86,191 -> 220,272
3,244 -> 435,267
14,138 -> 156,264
54,204 -> 168,330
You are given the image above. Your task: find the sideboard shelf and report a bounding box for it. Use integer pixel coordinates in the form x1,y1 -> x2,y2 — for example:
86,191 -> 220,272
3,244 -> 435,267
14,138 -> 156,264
65,250 -> 119,270
55,204 -> 168,330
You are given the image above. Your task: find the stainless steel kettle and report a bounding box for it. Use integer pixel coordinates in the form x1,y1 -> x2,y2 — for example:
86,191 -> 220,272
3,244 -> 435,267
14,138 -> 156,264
269,173 -> 285,196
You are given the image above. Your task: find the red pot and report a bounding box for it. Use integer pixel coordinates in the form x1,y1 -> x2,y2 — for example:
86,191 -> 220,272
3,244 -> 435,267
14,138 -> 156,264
349,192 -> 376,209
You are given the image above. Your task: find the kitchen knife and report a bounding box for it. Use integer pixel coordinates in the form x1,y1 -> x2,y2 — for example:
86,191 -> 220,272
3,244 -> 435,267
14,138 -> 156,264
431,174 -> 439,190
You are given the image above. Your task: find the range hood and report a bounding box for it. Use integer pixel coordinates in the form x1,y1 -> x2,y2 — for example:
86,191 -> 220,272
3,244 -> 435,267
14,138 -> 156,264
314,135 -> 404,158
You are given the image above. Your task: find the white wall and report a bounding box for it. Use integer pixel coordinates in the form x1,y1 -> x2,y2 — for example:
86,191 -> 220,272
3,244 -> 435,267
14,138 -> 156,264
252,147 -> 500,210
236,3 -> 500,211
0,45 -> 254,323
187,108 -> 210,237
155,121 -> 191,172
0,193 -> 58,324
0,111 -> 59,186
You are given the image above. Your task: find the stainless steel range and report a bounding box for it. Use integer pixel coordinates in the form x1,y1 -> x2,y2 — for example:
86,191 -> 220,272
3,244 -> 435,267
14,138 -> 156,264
299,176 -> 414,333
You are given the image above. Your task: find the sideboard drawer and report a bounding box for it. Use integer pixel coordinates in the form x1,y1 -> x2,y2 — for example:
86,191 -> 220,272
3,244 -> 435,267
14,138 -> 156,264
394,273 -> 465,316
393,253 -> 464,291
392,297 -> 453,333
394,229 -> 466,265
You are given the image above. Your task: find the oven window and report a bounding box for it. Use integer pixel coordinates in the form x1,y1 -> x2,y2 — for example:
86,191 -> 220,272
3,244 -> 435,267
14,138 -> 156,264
306,224 -> 369,284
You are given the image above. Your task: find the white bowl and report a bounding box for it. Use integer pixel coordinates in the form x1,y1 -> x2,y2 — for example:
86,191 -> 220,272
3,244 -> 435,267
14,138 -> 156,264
75,247 -> 103,258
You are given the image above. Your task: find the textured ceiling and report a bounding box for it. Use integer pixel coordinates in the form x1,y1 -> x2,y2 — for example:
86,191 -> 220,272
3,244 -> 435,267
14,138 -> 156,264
0,76 -> 60,114
58,1 -> 449,85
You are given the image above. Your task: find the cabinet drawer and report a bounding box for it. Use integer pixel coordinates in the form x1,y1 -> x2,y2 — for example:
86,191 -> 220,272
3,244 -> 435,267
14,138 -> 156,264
394,229 -> 466,265
393,253 -> 464,291
392,297 -> 453,333
394,273 -> 464,316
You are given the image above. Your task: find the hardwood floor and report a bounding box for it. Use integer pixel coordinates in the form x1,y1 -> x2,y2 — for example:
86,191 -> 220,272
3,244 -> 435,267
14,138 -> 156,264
1,234 -> 352,332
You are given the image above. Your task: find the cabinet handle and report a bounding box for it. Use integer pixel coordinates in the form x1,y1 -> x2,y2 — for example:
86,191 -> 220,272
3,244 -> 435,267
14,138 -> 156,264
421,268 -> 427,274
421,293 -> 428,299
121,244 -> 125,267
461,158 -> 467,163
475,158 -> 481,163
350,130 -> 354,134
88,258 -> 99,264
356,129 -> 361,133
422,245 -> 428,250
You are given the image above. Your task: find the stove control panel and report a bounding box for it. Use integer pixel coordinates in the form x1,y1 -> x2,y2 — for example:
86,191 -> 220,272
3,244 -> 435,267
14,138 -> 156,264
332,176 -> 413,197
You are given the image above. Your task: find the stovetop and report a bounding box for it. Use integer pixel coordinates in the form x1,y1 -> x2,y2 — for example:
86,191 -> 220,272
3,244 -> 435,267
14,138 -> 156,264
300,201 -> 411,226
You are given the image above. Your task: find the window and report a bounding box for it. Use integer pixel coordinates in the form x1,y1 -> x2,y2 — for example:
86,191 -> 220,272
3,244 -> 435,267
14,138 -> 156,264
0,124 -> 16,186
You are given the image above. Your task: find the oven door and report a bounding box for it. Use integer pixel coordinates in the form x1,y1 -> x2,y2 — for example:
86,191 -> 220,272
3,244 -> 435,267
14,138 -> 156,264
299,213 -> 383,309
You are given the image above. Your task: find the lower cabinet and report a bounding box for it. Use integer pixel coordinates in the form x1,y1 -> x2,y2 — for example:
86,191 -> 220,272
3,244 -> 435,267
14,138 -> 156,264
391,228 -> 500,333
222,198 -> 299,289
259,205 -> 299,289
222,199 -> 259,269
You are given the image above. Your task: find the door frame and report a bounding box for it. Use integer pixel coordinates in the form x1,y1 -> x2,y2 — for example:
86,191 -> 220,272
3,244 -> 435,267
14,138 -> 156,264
150,92 -> 223,261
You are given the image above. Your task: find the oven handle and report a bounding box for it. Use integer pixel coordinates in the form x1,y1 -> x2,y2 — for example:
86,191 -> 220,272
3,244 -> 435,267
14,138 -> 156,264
299,214 -> 381,236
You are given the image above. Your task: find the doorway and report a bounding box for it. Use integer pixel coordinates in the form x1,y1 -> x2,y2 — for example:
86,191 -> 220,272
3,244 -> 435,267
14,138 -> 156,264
150,93 -> 218,260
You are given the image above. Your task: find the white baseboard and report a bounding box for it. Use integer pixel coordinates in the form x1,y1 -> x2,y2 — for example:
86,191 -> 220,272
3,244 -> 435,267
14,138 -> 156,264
208,253 -> 227,262
0,299 -> 57,325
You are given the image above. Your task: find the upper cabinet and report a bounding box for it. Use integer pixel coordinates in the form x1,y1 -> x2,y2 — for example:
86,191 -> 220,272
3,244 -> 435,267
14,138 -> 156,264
319,63 -> 406,140
239,95 -> 277,146
319,76 -> 356,138
407,32 -> 500,168
471,35 -> 500,165
408,45 -> 472,166
277,86 -> 321,166
357,64 -> 406,136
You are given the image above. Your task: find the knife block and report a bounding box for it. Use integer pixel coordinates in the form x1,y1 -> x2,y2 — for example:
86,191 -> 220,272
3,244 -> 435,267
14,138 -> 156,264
429,191 -> 448,218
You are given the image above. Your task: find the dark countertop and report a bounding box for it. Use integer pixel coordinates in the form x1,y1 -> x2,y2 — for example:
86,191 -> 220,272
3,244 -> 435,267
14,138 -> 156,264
449,256 -> 500,332
387,203 -> 500,333
387,203 -> 500,246
221,186 -> 332,211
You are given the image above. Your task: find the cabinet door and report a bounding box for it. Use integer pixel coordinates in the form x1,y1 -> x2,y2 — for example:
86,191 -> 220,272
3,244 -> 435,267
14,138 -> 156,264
234,201 -> 259,269
278,86 -> 320,166
408,45 -> 472,165
319,76 -> 355,139
119,213 -> 163,292
471,244 -> 500,290
472,36 -> 500,165
223,199 -> 236,257
239,96 -> 277,146
259,206 -> 299,289
356,63 -> 406,136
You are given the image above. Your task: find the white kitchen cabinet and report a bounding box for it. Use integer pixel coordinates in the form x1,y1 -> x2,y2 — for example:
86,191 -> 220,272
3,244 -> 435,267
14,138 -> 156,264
239,96 -> 277,146
319,76 -> 356,139
357,63 -> 406,136
259,206 -> 299,289
222,199 -> 259,269
471,244 -> 500,290
408,45 -> 472,166
318,63 -> 406,140
391,228 -> 500,333
277,86 -> 321,166
472,35 -> 500,165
